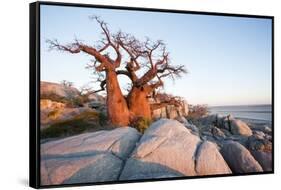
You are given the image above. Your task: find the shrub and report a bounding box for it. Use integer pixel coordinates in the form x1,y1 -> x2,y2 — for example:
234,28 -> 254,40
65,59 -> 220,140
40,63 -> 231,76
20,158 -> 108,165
41,111 -> 100,139
65,95 -> 90,108
72,110 -> 99,120
47,110 -> 60,120
41,93 -> 68,104
41,92 -> 90,108
98,112 -> 108,126
131,117 -> 152,134
41,119 -> 94,139
68,96 -> 84,107
187,104 -> 209,120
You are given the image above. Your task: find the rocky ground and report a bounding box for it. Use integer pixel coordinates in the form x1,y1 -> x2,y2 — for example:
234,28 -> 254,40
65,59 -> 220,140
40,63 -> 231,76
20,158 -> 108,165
40,81 -> 272,185
41,115 -> 272,185
40,81 -> 189,139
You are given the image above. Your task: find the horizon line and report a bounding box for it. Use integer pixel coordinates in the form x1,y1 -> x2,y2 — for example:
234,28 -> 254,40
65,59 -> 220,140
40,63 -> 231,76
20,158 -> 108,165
208,103 -> 272,107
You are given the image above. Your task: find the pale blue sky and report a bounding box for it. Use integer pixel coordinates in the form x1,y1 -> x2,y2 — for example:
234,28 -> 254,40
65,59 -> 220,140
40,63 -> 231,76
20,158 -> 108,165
40,5 -> 272,106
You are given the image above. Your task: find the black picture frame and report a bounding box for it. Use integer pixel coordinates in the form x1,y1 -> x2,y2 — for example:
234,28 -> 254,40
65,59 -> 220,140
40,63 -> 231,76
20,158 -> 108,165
30,1 -> 274,189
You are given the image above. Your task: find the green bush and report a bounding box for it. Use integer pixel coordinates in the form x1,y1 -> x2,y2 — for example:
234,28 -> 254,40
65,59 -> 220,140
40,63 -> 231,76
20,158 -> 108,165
131,117 -> 152,134
98,112 -> 108,126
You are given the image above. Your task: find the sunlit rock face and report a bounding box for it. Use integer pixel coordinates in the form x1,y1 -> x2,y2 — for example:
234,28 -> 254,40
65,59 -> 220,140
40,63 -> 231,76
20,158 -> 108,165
41,81 -> 79,98
40,99 -> 94,129
151,97 -> 189,119
40,118 -> 272,185
119,119 -> 231,180
195,141 -> 232,175
41,127 -> 141,185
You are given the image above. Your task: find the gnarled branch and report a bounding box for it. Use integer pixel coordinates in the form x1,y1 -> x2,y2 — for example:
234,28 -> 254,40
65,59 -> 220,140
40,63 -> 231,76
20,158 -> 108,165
89,15 -> 122,68
150,94 -> 183,111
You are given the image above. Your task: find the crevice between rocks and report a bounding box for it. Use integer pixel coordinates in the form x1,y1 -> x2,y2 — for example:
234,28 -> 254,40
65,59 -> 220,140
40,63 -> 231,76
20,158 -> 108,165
116,133 -> 143,180
193,140 -> 204,174
43,160 -> 53,184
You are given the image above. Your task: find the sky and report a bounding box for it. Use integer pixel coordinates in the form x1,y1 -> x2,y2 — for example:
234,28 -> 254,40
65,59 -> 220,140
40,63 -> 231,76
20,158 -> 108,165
40,4 -> 272,106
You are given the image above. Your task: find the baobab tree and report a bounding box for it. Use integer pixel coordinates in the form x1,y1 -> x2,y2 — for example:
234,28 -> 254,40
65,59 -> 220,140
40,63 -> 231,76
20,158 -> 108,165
47,16 -> 187,126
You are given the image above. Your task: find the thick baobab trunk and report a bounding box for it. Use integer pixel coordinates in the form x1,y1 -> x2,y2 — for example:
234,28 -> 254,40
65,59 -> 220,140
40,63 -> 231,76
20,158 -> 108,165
127,86 -> 152,120
106,70 -> 130,126
47,18 -> 187,125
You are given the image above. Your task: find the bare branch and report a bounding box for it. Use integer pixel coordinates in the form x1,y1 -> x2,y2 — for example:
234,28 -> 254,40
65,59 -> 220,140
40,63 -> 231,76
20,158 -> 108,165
98,43 -> 110,52
46,39 -> 117,72
150,93 -> 183,110
47,39 -> 81,53
158,65 -> 187,80
89,15 -> 122,68
89,80 -> 106,94
134,39 -> 178,87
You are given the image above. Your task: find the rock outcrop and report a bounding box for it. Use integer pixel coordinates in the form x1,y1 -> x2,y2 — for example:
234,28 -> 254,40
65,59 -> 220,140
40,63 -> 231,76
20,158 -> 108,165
250,151 -> 272,172
41,99 -> 66,110
119,119 -> 231,180
41,127 -> 141,185
195,141 -> 232,175
246,134 -> 272,171
175,116 -> 199,134
198,114 -> 253,137
195,114 -> 272,172
220,141 -> 263,173
152,100 -> 189,119
120,119 -> 201,179
41,118 -> 271,185
229,119 -> 253,137
41,81 -> 79,98
250,125 -> 272,134
40,99 -> 94,128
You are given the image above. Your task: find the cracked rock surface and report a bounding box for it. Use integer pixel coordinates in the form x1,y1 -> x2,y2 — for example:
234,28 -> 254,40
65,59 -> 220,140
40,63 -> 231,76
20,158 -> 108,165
120,119 -> 231,180
41,118 -> 269,185
41,127 -> 141,185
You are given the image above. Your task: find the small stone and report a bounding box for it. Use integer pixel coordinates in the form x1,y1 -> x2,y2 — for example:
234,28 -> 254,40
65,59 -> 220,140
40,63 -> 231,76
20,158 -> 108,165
230,119 -> 253,137
212,127 -> 226,139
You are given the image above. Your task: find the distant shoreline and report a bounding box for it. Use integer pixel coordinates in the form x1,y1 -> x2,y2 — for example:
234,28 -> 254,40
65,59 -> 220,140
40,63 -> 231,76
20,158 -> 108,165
208,104 -> 272,123
209,104 -> 272,108
237,117 -> 272,125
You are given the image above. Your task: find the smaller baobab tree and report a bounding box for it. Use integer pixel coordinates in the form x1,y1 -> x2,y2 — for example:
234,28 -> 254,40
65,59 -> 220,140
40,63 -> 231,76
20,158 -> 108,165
47,16 -> 187,126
